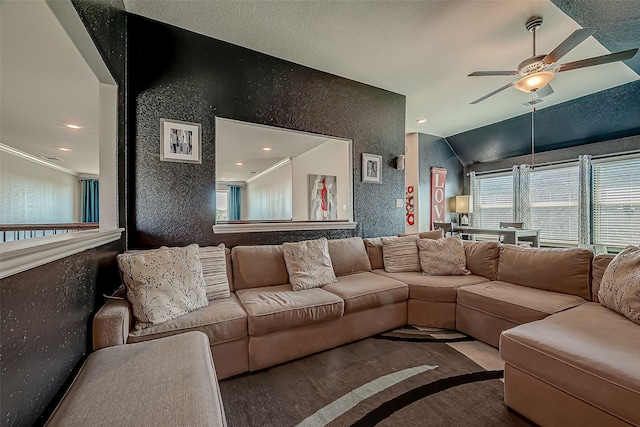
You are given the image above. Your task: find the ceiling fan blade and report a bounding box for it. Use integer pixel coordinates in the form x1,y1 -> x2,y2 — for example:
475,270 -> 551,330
555,48 -> 639,72
468,71 -> 518,76
470,81 -> 516,104
537,83 -> 554,98
542,28 -> 597,65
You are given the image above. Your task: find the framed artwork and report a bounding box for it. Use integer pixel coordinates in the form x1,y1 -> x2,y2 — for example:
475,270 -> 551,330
362,153 -> 382,183
309,174 -> 337,220
160,118 -> 202,164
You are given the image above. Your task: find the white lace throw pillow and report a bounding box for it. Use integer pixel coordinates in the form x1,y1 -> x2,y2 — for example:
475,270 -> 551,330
116,244 -> 208,330
417,236 -> 471,276
598,245 -> 640,324
282,237 -> 337,291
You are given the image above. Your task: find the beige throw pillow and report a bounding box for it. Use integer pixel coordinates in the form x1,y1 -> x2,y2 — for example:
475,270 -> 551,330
282,237 -> 337,291
598,245 -> 640,324
417,236 -> 471,276
116,244 -> 208,330
381,234 -> 421,273
199,245 -> 231,300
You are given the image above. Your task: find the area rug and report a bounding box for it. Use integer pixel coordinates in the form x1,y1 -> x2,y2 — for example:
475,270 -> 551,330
219,327 -> 534,427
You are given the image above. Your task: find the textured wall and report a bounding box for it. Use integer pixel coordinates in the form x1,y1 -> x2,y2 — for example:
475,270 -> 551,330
0,2 -> 128,426
418,133 -> 464,230
128,14 -> 406,247
0,240 -> 123,427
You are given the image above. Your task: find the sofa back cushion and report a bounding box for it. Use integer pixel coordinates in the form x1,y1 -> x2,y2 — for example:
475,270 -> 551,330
363,236 -> 394,270
327,237 -> 372,276
463,240 -> 500,280
398,229 -> 444,240
497,245 -> 593,300
591,254 -> 615,302
231,245 -> 289,290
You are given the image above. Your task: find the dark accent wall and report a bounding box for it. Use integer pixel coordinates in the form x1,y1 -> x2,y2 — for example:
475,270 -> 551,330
0,2 -> 128,426
417,133 -> 464,229
0,241 -> 123,427
127,14 -> 406,247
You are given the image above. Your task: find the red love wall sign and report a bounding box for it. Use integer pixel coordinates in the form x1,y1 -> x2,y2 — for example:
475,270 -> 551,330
430,167 -> 447,229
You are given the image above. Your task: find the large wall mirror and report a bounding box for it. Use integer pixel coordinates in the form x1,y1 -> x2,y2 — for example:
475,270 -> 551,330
214,118 -> 355,232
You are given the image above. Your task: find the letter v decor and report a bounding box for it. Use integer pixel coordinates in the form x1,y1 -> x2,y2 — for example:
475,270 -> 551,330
431,167 -> 447,229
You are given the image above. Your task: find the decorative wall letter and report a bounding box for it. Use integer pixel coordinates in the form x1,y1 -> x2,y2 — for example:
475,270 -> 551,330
430,167 -> 447,229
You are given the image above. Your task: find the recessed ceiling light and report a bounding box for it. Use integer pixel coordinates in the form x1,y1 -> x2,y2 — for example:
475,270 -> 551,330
58,147 -> 72,152
235,162 -> 243,166
220,177 -> 227,180
416,118 -> 427,124
65,123 -> 82,129
261,147 -> 272,151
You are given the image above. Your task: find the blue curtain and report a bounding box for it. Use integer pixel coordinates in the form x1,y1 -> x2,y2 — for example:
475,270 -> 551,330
82,179 -> 99,222
228,185 -> 241,221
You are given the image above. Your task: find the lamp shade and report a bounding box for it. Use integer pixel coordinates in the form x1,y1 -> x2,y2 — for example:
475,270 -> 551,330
455,195 -> 472,214
514,71 -> 555,93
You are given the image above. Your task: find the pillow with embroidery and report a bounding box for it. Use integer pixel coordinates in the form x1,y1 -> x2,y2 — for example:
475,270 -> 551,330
417,236 -> 471,276
598,245 -> 640,324
282,237 -> 337,291
116,244 -> 208,330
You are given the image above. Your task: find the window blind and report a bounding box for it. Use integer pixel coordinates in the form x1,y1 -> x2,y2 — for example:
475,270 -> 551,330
530,164 -> 579,243
593,156 -> 640,246
475,173 -> 513,228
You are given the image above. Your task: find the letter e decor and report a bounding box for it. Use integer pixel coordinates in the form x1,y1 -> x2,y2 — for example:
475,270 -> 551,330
430,167 -> 447,228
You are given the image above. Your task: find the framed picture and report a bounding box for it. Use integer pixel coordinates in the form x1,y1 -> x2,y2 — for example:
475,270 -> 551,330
309,174 -> 337,220
362,153 -> 382,183
160,118 -> 202,164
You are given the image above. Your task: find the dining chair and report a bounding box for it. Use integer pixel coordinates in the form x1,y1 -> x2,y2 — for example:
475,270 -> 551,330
433,222 -> 453,236
499,222 -> 531,246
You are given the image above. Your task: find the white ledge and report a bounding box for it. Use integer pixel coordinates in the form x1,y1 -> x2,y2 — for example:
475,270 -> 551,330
213,221 -> 357,234
0,228 -> 124,279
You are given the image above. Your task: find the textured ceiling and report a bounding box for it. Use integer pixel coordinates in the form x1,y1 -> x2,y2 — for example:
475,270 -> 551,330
123,0 -> 639,138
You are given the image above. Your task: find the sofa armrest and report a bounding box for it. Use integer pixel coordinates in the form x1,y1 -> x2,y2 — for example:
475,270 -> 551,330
93,298 -> 132,350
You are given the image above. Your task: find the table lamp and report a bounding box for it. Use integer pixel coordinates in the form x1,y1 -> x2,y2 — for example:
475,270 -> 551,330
455,195 -> 472,226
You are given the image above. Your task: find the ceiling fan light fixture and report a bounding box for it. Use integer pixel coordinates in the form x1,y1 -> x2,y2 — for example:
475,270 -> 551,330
515,71 -> 555,93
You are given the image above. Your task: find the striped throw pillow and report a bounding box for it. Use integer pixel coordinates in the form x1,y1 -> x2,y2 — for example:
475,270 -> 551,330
199,245 -> 231,300
381,235 -> 421,273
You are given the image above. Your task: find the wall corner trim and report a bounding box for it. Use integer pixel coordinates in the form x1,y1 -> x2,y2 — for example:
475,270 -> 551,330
0,228 -> 123,279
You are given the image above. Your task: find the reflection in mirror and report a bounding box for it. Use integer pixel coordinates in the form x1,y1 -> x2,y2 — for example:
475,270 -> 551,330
215,118 -> 353,224
0,0 -> 116,242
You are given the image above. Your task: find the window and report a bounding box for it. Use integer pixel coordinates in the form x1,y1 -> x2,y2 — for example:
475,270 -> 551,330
216,190 -> 228,221
475,173 -> 513,228
593,155 -> 640,247
530,164 -> 579,244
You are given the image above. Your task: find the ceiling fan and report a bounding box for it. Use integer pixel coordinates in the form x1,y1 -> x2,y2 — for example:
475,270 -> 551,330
468,16 -> 638,105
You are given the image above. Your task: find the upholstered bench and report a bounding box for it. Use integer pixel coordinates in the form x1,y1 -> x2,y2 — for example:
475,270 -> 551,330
46,332 -> 226,427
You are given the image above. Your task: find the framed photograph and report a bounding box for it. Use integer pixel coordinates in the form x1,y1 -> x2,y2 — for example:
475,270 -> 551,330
160,118 -> 202,164
362,153 -> 382,183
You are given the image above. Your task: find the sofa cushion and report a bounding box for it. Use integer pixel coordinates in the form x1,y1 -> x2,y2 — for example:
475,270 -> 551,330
417,236 -> 470,276
231,245 -> 289,290
500,302 -> 640,426
598,246 -> 640,324
463,240 -> 500,280
363,237 -> 394,270
236,285 -> 344,336
398,229 -> 444,240
381,235 -> 421,273
591,254 -> 615,302
496,245 -> 592,300
128,293 -> 247,345
199,245 -> 231,300
327,237 -> 372,276
283,238 -> 337,290
322,272 -> 407,314
458,281 -> 585,325
117,244 -> 208,330
374,270 -> 489,302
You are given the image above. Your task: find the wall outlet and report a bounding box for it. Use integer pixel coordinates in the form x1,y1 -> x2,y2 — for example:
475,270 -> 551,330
396,198 -> 403,208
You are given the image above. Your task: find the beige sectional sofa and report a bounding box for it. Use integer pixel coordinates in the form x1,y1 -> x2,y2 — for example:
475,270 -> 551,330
93,236 -> 639,426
